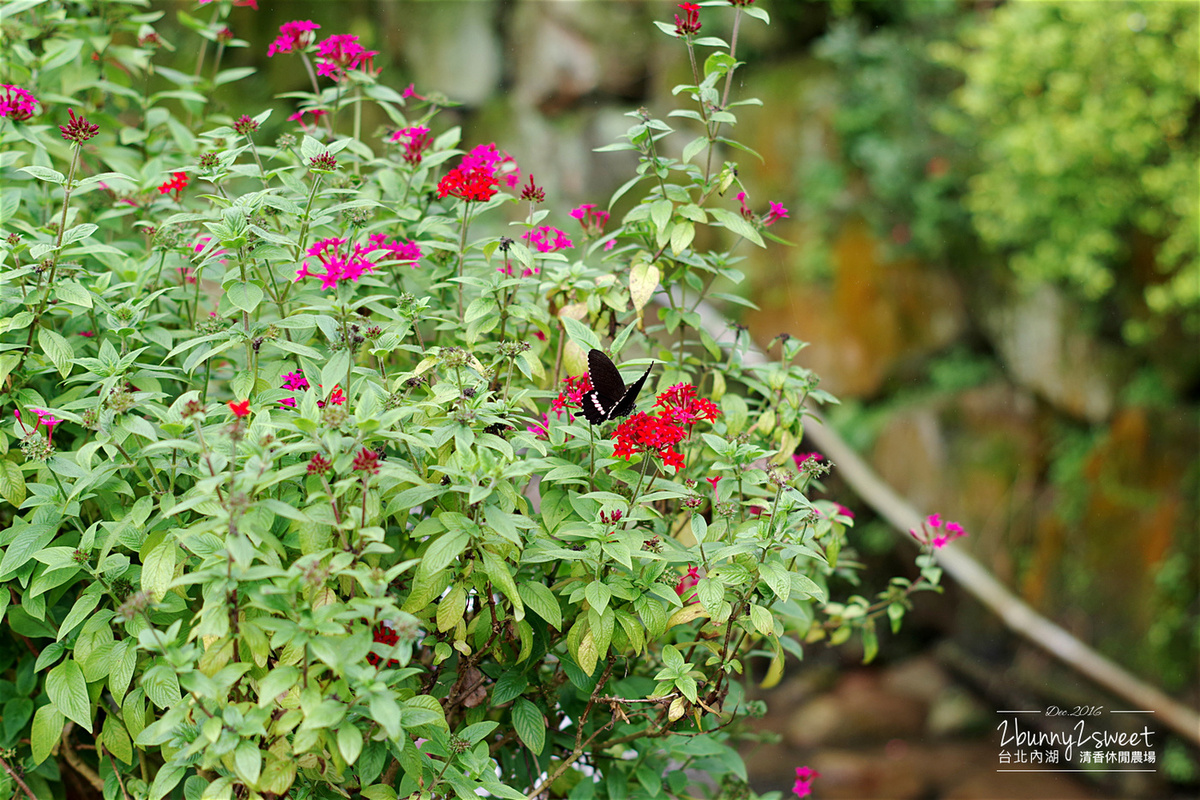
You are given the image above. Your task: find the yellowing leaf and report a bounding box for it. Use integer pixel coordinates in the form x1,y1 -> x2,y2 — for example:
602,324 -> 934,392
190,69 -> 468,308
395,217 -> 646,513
666,603 -> 710,630
629,255 -> 660,313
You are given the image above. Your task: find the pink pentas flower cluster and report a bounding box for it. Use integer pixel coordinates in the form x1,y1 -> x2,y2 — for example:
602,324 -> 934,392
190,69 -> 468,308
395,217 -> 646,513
737,191 -> 789,227
288,108 -> 327,132
675,565 -> 701,602
279,371 -> 345,409
910,513 -> 968,549
16,408 -> 62,444
0,85 -> 39,121
367,233 -> 421,265
389,125 -> 432,166
793,766 -> 820,798
295,238 -> 376,289
267,20 -> 319,57
522,226 -> 572,254
315,34 -> 378,82
570,204 -> 610,238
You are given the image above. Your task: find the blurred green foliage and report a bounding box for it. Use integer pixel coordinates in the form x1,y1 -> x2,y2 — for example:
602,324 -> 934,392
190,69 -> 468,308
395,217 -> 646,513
806,2 -> 1199,339
936,2 -> 1199,335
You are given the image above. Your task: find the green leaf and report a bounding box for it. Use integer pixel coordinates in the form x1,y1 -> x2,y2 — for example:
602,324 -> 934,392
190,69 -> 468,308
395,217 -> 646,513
234,739 -> 262,784
481,549 -> 524,621
517,581 -> 562,630
54,280 -> 93,308
338,723 -> 364,765
0,460 -> 26,508
102,713 -> 134,764
58,591 -> 101,641
491,670 -> 529,705
560,315 -> 601,353
257,665 -> 299,706
38,327 -> 73,378
30,703 -> 64,765
511,698 -> 545,754
225,282 -> 264,313
436,584 -> 467,633
584,580 -> 611,615
46,659 -> 91,732
141,536 -> 177,601
20,165 -> 66,184
150,763 -> 187,800
416,529 -> 469,579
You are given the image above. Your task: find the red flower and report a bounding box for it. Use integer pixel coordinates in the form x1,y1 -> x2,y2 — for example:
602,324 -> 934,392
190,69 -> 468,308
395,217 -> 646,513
611,411 -> 687,470
228,399 -> 251,418
352,447 -> 380,475
59,108 -> 99,144
436,165 -> 499,202
550,373 -> 593,422
674,3 -> 702,37
158,171 -> 189,200
389,125 -> 433,166
367,622 -> 400,668
306,453 -> 331,475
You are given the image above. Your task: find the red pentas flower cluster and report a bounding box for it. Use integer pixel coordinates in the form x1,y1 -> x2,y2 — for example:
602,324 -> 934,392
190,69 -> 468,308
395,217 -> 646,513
436,165 -> 499,203
436,143 -> 520,202
158,171 -> 188,200
612,383 -> 720,471
674,3 -> 702,37
551,373 -> 593,422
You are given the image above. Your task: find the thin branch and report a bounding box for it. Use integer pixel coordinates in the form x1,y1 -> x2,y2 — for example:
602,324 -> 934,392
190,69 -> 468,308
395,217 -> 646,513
670,289 -> 1200,748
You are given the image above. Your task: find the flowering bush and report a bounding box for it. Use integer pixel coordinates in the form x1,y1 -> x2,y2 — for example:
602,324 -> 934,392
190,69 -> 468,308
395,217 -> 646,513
0,2 -> 960,799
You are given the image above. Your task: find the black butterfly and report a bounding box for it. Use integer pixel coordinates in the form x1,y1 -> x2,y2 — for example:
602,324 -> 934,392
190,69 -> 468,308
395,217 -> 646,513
582,349 -> 654,425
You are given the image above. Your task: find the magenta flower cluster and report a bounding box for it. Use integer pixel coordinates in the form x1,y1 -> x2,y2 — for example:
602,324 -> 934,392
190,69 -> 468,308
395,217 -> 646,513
521,226 -> 572,254
0,85 -> 38,121
294,234 -> 420,290
909,513 -> 968,549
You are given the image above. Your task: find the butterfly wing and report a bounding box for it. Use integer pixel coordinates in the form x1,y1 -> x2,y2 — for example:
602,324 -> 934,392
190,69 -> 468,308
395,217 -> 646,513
607,364 -> 653,421
587,349 -> 626,405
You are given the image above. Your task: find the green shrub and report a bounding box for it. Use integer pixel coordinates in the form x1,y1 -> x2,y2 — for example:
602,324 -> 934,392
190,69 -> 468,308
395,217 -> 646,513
0,3 -> 945,799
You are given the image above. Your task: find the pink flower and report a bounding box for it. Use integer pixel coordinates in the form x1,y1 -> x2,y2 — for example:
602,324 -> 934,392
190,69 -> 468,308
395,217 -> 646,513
909,513 -> 968,549
295,237 -> 377,290
521,225 -> 573,254
267,20 -> 319,57
78,331 -> 95,338
570,204 -> 610,237
793,452 -> 822,472
0,85 -> 39,121
527,413 -> 550,440
402,83 -> 426,101
365,233 -> 421,266
288,108 -> 328,131
675,565 -> 701,602
389,125 -> 432,166
834,503 -> 854,519
315,34 -> 378,82
764,201 -> 789,226
793,766 -> 821,798
706,476 -> 721,492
